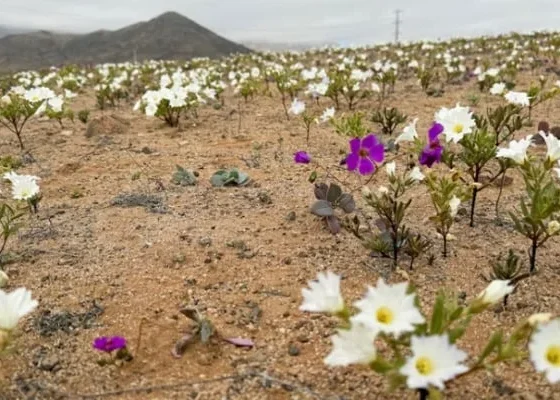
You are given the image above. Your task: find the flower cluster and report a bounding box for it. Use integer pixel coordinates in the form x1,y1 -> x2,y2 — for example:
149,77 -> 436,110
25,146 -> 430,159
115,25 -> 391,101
300,271 -> 559,394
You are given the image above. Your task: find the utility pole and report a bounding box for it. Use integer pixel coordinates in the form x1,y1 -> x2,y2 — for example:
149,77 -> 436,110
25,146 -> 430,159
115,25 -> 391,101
394,9 -> 402,44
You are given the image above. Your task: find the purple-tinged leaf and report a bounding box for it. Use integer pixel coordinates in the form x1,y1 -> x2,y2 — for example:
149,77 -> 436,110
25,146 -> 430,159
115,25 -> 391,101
171,334 -> 195,358
224,337 -> 255,348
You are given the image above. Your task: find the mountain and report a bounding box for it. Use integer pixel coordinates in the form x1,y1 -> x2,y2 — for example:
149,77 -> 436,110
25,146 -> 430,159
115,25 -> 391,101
0,12 -> 251,72
0,25 -> 33,39
242,40 -> 338,52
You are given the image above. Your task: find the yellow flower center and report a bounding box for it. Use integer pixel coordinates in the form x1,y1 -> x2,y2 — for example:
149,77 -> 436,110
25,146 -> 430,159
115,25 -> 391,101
453,123 -> 464,134
375,306 -> 394,324
21,189 -> 30,198
415,357 -> 435,375
546,345 -> 560,366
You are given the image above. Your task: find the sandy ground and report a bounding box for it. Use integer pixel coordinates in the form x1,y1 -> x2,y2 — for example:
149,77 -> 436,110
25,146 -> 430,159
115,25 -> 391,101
0,74 -> 559,400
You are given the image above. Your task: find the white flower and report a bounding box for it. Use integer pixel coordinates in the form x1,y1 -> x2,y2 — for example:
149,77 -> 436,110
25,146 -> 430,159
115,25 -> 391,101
169,96 -> 186,108
371,82 -> 381,93
385,161 -> 396,176
378,186 -> 389,195
64,89 -> 77,99
396,118 -> 418,144
529,318 -> 560,383
0,288 -> 38,331
408,166 -> 425,182
539,131 -> 560,162
352,278 -> 425,336
145,102 -> 158,117
319,107 -> 335,123
547,220 -> 560,236
300,271 -> 344,313
47,96 -> 64,113
496,136 -> 533,164
528,313 -> 553,327
400,334 -> 469,389
324,323 -> 377,366
490,82 -> 506,95
1,95 -> 11,105
3,172 -> 40,201
435,104 -> 476,143
449,195 -> 461,218
505,91 -> 530,107
476,280 -> 513,306
289,98 -> 306,115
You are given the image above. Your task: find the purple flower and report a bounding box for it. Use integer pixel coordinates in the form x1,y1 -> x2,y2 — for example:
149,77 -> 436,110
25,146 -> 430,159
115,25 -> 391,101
93,336 -> 127,353
346,134 -> 384,175
419,123 -> 444,168
294,151 -> 311,164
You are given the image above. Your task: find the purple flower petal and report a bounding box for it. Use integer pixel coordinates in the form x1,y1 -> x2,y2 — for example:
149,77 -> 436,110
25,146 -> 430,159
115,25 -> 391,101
93,336 -> 127,353
349,137 -> 361,153
293,151 -> 311,164
368,143 -> 385,163
223,337 -> 255,348
428,123 -> 444,142
360,134 -> 377,150
358,158 -> 375,175
419,145 -> 443,168
346,153 -> 359,171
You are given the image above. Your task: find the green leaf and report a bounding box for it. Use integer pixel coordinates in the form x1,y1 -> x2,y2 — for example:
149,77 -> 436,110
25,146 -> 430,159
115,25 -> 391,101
477,331 -> 503,364
327,184 -> 342,203
310,200 -> 334,217
308,171 -> 317,183
428,387 -> 443,400
338,193 -> 356,213
370,357 -> 393,374
199,319 -> 215,343
430,293 -> 445,334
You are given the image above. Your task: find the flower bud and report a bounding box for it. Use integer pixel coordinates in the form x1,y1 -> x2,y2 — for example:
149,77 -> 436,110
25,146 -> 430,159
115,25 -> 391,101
378,186 -> 389,195
0,270 -> 7,288
528,313 -> 553,327
547,220 -> 560,236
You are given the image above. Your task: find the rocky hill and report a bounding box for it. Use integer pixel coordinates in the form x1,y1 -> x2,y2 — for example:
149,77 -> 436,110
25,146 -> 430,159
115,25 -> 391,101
0,12 -> 251,72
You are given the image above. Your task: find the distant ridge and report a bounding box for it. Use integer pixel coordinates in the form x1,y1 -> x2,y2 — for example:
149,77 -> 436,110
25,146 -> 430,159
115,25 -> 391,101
0,12 -> 251,72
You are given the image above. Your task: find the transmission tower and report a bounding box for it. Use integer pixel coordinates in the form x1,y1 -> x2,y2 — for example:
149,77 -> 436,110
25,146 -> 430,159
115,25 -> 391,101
394,10 -> 402,44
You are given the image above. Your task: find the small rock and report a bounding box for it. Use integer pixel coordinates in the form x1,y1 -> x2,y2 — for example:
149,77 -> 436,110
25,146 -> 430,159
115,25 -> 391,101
38,356 -> 60,372
296,334 -> 309,343
285,211 -> 296,221
288,344 -> 301,356
199,237 -> 212,247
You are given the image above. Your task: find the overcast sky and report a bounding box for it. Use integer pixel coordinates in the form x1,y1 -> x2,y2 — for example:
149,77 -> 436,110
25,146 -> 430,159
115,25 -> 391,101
1,0 -> 559,45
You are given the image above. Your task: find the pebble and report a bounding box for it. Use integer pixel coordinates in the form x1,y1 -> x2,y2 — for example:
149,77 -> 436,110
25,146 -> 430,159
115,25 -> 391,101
288,344 -> 301,356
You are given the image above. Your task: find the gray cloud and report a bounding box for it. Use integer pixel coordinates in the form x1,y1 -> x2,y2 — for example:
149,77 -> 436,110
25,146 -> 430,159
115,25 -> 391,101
1,0 -> 559,45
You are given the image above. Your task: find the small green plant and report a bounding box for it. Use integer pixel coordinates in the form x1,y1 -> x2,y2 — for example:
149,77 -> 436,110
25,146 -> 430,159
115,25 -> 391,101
0,203 -> 23,263
425,172 -> 467,257
210,169 -> 250,187
371,107 -> 408,136
355,163 -> 427,269
0,156 -> 22,173
172,165 -> 198,186
310,183 -> 355,234
330,112 -> 369,138
78,109 -> 90,124
509,161 -> 560,273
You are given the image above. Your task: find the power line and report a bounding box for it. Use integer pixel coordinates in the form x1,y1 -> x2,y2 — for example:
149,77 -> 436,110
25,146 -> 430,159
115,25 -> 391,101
394,9 -> 402,43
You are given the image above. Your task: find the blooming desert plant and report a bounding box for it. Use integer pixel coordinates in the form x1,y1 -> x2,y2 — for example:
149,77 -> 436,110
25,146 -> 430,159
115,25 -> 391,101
300,271 -> 559,399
